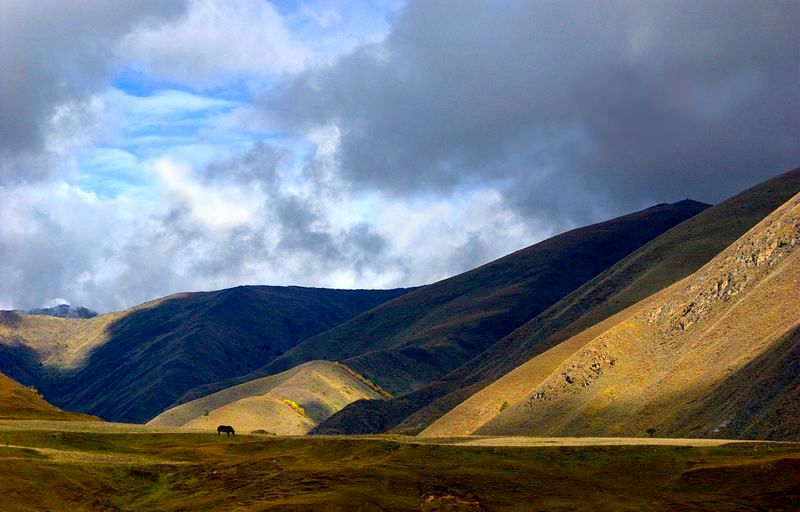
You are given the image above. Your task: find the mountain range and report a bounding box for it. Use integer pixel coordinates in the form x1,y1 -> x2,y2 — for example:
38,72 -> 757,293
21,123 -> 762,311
179,198 -> 709,410
321,166 -> 800,436
0,286 -> 410,422
0,167 -> 797,442
425,186 -> 799,440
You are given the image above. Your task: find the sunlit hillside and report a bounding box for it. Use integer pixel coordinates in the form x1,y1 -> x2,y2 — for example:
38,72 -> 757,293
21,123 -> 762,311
149,361 -> 387,434
426,192 -> 800,440
0,372 -> 97,421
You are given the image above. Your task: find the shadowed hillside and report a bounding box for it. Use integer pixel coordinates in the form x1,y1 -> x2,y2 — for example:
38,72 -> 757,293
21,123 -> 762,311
1,286 -> 410,423
315,167 -> 800,435
186,200 -> 708,418
427,190 -> 800,440
149,361 -> 386,435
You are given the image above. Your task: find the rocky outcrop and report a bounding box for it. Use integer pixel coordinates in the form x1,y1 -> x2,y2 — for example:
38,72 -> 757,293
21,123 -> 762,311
647,193 -> 800,334
525,344 -> 619,412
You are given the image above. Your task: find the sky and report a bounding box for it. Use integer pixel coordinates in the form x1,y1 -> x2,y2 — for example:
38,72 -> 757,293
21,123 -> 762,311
1,0 -> 798,313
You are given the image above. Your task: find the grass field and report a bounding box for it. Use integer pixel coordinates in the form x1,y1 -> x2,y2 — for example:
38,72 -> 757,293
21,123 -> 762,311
0,421 -> 797,511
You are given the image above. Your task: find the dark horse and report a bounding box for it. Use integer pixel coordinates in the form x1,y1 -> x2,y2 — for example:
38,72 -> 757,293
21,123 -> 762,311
217,425 -> 235,437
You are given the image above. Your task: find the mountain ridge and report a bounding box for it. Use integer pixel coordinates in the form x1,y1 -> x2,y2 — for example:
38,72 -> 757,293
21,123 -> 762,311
184,199 -> 709,416
315,167 -> 800,435
425,189 -> 800,439
1,285 -> 411,422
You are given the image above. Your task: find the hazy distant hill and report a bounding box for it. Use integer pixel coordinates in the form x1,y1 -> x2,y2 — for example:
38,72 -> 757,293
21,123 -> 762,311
27,304 -> 98,319
428,190 -> 800,440
315,167 -> 800,435
0,286 -> 410,423
187,199 -> 709,423
149,361 -> 386,435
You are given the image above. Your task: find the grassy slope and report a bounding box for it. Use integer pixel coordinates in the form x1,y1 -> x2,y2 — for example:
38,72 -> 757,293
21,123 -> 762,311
0,373 -> 97,421
186,200 -> 708,414
0,427 -> 797,511
2,286 -> 410,423
680,324 -> 800,440
370,167 -> 800,435
149,361 -> 385,435
429,191 -> 800,440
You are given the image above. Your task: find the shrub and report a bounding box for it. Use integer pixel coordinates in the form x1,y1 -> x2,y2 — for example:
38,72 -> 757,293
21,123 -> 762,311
26,385 -> 44,400
335,361 -> 393,399
283,399 -> 305,416
646,427 -> 657,438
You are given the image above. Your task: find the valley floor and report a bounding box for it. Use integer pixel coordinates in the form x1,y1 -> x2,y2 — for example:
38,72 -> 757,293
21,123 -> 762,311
0,421 -> 797,511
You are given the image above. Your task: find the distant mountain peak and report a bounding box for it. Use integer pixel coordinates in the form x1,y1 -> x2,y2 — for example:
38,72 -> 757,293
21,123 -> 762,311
27,304 -> 98,319
672,198 -> 711,208
645,199 -> 710,211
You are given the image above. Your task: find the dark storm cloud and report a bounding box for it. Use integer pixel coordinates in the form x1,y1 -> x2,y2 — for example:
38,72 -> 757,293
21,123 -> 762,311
262,0 -> 800,224
4,0 -> 798,313
0,0 -> 186,183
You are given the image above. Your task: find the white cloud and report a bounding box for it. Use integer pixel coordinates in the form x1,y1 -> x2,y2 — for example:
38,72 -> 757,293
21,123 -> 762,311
0,138 -> 547,312
0,0 -> 186,183
155,157 -> 263,234
370,188 -> 543,284
120,0 -> 310,88
284,0 -> 401,59
100,88 -> 239,140
6,0 -> 793,315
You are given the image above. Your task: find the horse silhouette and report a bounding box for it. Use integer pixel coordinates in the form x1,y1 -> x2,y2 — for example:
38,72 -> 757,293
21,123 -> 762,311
217,425 -> 235,437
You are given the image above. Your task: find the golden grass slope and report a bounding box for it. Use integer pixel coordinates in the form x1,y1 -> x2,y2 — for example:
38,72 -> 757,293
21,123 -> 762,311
425,192 -> 800,440
148,361 -> 385,434
388,168 -> 800,436
0,373 -> 98,421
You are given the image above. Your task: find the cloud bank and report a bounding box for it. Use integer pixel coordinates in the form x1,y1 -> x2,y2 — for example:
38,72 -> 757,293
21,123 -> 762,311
261,0 -> 799,223
0,0 -> 187,182
121,0 -> 309,88
1,0 -> 798,312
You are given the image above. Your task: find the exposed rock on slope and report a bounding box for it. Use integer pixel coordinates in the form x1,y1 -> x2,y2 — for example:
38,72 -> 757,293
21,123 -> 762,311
646,201 -> 799,333
149,361 -> 385,434
426,191 -> 800,440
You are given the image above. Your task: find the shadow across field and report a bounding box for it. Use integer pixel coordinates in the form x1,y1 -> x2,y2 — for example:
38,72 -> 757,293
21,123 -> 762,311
0,423 -> 797,511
